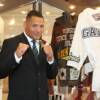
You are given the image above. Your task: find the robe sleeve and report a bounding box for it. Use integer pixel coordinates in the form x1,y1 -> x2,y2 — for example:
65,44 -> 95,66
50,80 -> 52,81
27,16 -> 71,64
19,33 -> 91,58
67,9 -> 90,70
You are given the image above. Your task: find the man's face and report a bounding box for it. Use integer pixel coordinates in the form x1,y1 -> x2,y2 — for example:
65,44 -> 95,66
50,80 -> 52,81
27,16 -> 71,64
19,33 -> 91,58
25,16 -> 44,40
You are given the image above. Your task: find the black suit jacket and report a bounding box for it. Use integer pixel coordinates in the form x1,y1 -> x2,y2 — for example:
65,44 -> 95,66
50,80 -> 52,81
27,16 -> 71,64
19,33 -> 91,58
0,33 -> 58,100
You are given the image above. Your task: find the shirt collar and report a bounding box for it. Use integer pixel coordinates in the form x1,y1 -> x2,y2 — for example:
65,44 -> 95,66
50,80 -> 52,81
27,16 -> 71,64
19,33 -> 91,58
24,32 -> 40,43
24,32 -> 32,43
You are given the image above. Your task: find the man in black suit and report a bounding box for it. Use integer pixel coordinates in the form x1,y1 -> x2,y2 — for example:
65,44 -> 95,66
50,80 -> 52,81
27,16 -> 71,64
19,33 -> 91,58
0,10 -> 58,100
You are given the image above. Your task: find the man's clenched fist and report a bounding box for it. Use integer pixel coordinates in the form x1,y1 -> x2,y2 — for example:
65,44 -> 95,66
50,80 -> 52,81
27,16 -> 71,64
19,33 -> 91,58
43,43 -> 54,62
15,43 -> 29,58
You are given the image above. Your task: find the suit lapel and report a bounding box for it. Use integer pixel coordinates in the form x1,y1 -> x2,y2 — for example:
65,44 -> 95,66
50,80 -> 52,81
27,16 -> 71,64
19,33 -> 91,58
18,33 -> 35,62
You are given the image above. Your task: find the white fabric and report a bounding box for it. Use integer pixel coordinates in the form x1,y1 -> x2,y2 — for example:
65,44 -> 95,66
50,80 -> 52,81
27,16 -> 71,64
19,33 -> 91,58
84,63 -> 93,75
81,63 -> 93,81
96,92 -> 100,99
14,52 -> 22,63
67,8 -> 100,92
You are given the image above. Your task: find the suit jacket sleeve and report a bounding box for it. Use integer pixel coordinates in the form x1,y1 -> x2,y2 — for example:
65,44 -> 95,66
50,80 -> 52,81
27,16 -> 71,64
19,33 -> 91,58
0,39 -> 18,78
47,59 -> 58,79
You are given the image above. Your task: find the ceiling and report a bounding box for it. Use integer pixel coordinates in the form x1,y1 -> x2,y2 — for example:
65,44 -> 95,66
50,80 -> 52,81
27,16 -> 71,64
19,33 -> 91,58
43,0 -> 100,14
0,0 -> 33,13
0,0 -> 100,14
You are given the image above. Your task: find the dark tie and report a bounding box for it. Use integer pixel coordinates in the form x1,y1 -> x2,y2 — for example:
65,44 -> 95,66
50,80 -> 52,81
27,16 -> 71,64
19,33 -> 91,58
32,41 -> 39,58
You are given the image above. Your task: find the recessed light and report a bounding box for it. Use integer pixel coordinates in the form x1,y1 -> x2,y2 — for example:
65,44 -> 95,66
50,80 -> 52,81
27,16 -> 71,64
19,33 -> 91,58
9,18 -> 15,26
45,11 -> 50,15
69,5 -> 76,10
21,11 -> 27,14
0,3 -> 4,7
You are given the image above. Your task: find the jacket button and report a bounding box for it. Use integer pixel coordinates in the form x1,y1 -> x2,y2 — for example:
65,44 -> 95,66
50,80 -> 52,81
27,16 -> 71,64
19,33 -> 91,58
38,88 -> 41,91
38,73 -> 40,76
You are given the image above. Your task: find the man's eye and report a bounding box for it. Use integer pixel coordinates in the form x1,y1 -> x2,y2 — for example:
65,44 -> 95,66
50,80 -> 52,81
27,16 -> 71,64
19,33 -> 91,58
40,25 -> 44,28
32,24 -> 44,28
32,24 -> 37,27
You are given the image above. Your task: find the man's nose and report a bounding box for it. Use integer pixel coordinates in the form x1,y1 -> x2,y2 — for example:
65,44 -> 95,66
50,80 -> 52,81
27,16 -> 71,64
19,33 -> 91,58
37,26 -> 42,32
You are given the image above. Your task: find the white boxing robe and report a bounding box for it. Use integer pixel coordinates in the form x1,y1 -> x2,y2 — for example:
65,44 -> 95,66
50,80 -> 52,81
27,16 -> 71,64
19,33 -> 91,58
67,8 -> 100,92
